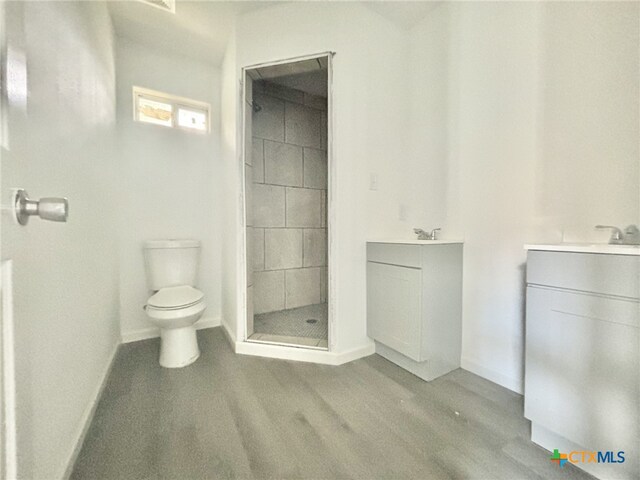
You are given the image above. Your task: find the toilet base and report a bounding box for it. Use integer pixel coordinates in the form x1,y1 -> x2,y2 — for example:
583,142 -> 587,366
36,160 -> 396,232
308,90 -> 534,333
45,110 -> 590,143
159,325 -> 200,368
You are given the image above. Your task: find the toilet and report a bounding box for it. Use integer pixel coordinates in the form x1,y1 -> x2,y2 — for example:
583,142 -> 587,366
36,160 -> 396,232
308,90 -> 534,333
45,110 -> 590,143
143,239 -> 206,368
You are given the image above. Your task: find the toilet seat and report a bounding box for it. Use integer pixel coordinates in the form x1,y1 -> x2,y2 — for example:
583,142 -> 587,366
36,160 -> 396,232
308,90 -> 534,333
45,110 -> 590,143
147,285 -> 204,311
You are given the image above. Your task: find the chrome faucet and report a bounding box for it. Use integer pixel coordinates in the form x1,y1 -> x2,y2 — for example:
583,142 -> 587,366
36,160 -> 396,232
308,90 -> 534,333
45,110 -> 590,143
595,225 -> 624,244
414,228 -> 441,240
595,224 -> 640,245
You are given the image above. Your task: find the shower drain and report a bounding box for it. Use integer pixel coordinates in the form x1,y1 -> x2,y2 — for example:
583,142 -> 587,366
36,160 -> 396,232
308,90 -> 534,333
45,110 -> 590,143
306,319 -> 318,324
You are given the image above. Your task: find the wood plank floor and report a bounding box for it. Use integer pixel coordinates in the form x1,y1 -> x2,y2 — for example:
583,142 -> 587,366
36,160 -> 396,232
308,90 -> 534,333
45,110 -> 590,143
71,327 -> 593,479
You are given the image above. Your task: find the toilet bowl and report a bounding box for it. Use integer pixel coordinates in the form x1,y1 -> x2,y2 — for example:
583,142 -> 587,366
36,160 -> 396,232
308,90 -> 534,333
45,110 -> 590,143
145,285 -> 206,368
143,240 -> 206,368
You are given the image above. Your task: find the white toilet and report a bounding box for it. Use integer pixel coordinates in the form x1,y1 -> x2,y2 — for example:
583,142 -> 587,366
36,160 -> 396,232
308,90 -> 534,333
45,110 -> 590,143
143,239 -> 206,368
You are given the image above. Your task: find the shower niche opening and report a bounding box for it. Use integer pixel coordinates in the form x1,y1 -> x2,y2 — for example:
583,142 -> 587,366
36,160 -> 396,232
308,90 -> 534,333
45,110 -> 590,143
243,55 -> 330,350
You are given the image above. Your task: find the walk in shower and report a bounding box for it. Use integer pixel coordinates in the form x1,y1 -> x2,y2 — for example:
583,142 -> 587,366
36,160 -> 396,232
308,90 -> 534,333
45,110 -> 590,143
243,55 -> 330,349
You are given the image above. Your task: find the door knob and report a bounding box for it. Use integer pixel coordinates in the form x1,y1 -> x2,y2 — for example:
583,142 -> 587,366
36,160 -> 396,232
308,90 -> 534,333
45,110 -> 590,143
13,189 -> 68,225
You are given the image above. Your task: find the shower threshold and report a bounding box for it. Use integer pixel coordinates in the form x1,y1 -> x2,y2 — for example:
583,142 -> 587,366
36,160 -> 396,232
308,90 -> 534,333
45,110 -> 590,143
247,333 -> 328,350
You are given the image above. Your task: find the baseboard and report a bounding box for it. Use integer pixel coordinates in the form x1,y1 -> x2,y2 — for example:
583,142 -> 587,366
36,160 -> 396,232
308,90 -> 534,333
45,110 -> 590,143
61,340 -> 119,480
235,339 -> 375,366
120,316 -> 221,344
461,356 -> 523,394
333,342 -> 376,365
220,320 -> 237,352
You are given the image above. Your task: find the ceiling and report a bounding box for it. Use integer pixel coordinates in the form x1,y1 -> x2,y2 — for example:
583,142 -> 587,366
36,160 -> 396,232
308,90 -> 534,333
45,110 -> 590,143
262,70 -> 328,97
364,1 -> 443,30
108,1 -> 272,65
108,1 -> 442,66
247,57 -> 328,97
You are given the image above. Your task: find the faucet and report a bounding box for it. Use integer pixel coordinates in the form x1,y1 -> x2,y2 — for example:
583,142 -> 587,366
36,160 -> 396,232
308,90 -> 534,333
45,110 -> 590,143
595,224 -> 640,245
595,225 -> 624,244
414,228 -> 441,240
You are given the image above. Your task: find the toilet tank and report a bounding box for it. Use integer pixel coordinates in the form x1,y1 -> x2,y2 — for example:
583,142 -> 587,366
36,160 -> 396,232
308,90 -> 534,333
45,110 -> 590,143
143,239 -> 201,291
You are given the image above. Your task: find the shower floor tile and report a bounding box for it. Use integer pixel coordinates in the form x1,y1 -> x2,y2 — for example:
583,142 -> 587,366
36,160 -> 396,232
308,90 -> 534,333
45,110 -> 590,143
253,303 -> 327,339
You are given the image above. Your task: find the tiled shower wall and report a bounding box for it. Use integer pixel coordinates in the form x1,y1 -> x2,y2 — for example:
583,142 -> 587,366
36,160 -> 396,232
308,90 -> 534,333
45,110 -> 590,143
248,81 -> 328,315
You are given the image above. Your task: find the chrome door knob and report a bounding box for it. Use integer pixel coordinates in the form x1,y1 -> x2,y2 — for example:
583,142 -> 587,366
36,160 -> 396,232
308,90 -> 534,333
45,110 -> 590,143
13,189 -> 68,225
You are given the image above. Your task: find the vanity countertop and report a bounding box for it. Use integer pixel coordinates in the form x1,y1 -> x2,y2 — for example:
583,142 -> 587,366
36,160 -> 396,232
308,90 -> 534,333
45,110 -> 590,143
524,243 -> 640,256
368,239 -> 464,245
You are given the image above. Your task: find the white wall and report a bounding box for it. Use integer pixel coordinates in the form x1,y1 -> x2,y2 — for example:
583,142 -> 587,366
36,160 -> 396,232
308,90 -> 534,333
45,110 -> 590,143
410,2 -> 639,392
115,37 -> 222,340
537,2 -> 639,239
224,2 -> 414,353
226,1 -> 638,392
220,26 -> 241,341
220,1 -> 638,391
1,1 -> 119,477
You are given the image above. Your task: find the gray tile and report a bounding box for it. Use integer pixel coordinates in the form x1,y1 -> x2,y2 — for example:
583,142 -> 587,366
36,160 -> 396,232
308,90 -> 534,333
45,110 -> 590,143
253,228 -> 265,271
246,227 -> 253,287
286,188 -> 322,228
264,229 -> 302,270
253,93 -> 284,142
285,102 -> 323,149
264,140 -> 303,187
285,267 -> 321,309
252,138 -> 264,183
303,148 -> 327,189
253,79 -> 264,94
245,165 -> 253,227
253,303 -> 327,339
254,270 -> 285,314
303,229 -> 327,267
253,184 -> 285,227
304,93 -> 327,111
321,110 -> 328,149
244,100 -> 253,166
263,82 -> 305,104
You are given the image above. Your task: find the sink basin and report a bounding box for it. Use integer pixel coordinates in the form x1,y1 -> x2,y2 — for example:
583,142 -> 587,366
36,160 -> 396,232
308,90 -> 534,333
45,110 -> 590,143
524,243 -> 640,256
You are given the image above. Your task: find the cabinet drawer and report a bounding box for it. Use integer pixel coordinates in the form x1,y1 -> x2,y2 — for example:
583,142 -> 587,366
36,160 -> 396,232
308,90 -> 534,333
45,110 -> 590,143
367,243 -> 421,268
527,251 -> 640,299
525,286 -> 639,450
367,261 -> 422,361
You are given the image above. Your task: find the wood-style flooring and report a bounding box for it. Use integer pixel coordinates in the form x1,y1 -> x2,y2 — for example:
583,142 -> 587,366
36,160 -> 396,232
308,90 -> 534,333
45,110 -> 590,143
71,327 -> 593,479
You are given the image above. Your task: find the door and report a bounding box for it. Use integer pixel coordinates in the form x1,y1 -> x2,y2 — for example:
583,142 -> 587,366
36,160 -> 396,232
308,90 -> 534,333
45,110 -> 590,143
525,286 -> 639,457
366,261 -> 422,361
241,53 -> 332,349
1,2 -> 120,477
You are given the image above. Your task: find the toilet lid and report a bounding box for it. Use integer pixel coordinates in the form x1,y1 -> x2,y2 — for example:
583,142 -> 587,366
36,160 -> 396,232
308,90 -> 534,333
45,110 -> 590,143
148,286 -> 204,309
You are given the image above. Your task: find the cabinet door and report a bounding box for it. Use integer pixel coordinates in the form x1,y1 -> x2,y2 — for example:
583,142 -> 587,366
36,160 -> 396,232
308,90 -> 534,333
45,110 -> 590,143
367,262 -> 422,361
525,286 -> 639,454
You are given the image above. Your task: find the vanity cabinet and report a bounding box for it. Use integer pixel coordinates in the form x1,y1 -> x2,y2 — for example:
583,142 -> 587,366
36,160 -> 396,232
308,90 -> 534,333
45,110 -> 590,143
524,249 -> 639,480
366,241 -> 463,381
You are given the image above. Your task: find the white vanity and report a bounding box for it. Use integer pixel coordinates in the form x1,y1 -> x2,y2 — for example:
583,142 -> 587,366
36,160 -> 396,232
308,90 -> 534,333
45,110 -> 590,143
366,240 -> 463,381
524,244 -> 639,480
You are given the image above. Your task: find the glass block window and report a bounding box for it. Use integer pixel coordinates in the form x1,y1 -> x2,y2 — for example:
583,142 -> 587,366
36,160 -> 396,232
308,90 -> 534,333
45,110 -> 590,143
137,97 -> 173,127
133,86 -> 210,133
177,107 -> 207,131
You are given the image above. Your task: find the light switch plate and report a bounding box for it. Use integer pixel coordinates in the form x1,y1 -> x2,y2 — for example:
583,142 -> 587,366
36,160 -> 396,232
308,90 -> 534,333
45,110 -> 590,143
399,204 -> 408,221
369,173 -> 378,191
